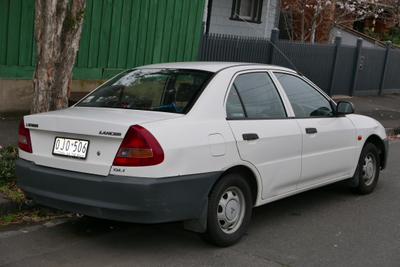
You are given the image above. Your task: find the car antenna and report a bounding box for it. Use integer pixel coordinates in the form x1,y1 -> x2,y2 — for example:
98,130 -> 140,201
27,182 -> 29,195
233,12 -> 303,76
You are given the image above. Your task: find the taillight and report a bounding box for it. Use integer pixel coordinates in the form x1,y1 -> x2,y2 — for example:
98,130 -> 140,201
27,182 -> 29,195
18,118 -> 33,153
113,125 -> 164,166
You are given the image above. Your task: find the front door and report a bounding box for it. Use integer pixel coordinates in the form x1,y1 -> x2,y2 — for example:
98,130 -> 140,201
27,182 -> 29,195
273,72 -> 357,188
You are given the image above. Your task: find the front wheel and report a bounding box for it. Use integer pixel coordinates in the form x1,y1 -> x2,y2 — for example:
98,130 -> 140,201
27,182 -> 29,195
199,173 -> 252,247
350,143 -> 380,194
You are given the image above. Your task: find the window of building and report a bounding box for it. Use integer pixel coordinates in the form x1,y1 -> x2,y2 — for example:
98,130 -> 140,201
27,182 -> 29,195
230,0 -> 263,24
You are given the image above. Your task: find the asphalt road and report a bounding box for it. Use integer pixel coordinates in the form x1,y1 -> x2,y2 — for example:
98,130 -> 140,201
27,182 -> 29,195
1,139 -> 399,267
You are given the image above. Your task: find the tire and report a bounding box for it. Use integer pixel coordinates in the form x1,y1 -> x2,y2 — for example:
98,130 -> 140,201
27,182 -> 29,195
199,173 -> 252,247
350,143 -> 380,194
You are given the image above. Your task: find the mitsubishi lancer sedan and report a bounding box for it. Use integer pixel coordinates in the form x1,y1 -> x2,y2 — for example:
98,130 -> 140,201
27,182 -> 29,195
16,62 -> 389,247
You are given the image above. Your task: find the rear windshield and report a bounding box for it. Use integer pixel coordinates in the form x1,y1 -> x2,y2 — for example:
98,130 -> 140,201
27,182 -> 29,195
76,68 -> 213,114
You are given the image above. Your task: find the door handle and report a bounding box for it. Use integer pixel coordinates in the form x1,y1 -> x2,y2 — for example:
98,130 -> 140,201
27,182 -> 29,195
243,133 -> 259,141
305,128 -> 318,134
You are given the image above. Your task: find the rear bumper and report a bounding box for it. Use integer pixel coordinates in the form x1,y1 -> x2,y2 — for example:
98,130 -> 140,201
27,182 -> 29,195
16,159 -> 221,226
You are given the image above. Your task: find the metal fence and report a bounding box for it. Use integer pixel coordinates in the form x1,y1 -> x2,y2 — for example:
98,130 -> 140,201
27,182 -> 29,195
198,28 -> 400,96
198,34 -> 271,63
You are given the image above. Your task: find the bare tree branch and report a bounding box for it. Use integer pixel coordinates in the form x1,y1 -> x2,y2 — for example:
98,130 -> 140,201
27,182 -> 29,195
279,0 -> 393,43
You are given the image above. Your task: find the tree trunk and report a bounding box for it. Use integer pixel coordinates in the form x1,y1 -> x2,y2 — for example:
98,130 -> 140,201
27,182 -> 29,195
31,0 -> 86,114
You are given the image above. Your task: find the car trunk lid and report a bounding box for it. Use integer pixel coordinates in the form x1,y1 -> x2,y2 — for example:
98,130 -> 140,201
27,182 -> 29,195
20,107 -> 182,176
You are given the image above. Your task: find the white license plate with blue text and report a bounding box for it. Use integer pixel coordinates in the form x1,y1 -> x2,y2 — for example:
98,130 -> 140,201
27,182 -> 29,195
52,137 -> 89,159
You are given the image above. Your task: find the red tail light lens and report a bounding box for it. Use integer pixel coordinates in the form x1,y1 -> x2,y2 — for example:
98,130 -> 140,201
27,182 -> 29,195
18,118 -> 33,153
113,125 -> 164,166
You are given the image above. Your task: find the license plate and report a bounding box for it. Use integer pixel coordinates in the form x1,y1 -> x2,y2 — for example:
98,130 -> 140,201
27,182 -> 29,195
52,137 -> 89,159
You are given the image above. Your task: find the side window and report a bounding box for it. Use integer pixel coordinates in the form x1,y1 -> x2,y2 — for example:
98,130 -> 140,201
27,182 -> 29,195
274,73 -> 333,117
226,72 -> 286,119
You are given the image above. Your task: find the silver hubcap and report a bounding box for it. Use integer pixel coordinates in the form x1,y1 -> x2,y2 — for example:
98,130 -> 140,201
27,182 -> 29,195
217,186 -> 246,234
363,153 -> 376,186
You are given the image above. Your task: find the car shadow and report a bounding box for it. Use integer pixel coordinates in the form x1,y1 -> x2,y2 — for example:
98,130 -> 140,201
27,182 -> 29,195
56,181 -> 356,246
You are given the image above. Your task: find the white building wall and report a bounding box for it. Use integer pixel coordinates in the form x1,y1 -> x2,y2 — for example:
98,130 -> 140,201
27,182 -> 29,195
207,0 -> 279,38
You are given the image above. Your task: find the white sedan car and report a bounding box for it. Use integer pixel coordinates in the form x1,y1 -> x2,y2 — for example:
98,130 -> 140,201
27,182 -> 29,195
16,62 -> 389,246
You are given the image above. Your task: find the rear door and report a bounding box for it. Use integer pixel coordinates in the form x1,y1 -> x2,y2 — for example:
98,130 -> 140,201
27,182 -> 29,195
273,72 -> 357,188
226,71 -> 303,200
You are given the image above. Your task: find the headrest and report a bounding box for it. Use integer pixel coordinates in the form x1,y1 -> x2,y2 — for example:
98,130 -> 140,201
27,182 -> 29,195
176,83 -> 198,102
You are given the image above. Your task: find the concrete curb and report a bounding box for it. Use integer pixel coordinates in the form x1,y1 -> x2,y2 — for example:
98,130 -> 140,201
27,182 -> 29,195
386,126 -> 400,136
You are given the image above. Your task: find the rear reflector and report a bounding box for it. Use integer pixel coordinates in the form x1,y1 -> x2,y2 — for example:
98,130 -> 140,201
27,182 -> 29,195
18,118 -> 33,153
113,125 -> 164,166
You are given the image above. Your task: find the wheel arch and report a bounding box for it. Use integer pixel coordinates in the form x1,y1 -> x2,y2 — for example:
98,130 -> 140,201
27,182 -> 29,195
364,134 -> 387,170
221,165 -> 259,206
183,165 -> 259,233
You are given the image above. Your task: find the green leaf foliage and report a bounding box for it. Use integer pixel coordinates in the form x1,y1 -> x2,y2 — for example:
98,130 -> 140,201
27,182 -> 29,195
364,27 -> 400,46
0,145 -> 19,185
64,6 -> 87,31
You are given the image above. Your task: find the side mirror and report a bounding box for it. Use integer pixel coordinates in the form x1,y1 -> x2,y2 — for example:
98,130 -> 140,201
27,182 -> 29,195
336,101 -> 354,115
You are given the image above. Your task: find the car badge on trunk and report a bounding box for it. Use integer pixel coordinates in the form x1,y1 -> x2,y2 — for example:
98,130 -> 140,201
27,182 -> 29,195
99,131 -> 122,136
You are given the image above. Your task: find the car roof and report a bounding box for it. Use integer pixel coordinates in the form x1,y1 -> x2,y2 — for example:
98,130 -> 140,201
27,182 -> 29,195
137,61 -> 297,73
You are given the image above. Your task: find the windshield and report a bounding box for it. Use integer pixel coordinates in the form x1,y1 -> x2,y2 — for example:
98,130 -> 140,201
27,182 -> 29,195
76,68 -> 213,114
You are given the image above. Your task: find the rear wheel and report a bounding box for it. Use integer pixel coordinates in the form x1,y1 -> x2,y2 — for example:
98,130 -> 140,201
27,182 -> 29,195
199,173 -> 252,247
350,143 -> 380,194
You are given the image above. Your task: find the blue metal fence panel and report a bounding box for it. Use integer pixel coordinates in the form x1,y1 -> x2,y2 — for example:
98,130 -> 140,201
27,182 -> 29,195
384,49 -> 400,90
333,46 -> 357,95
274,40 -> 335,93
198,31 -> 400,96
199,34 -> 270,63
357,47 -> 386,94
